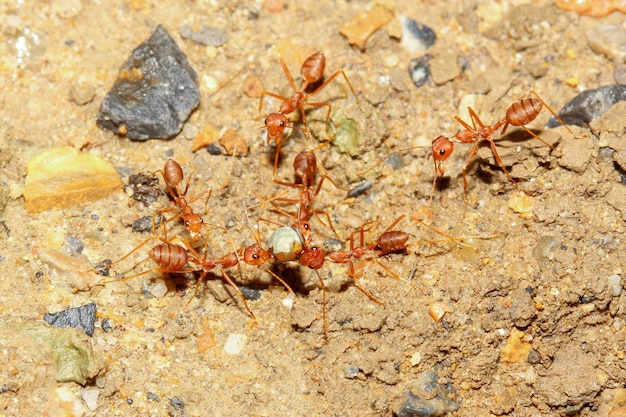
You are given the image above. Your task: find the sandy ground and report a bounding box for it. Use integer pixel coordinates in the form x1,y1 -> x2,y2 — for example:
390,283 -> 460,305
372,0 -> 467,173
1,0 -> 625,416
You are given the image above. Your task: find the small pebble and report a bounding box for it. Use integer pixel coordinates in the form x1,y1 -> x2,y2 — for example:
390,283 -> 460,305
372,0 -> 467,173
170,397 -> 185,410
347,181 -> 372,198
81,388 -> 99,411
428,302 -> 449,322
224,333 -> 248,355
69,84 -> 95,106
101,318 -> 112,333
219,129 -> 249,157
94,259 -> 112,276
608,274 -> 622,297
396,370 -> 459,417
410,352 -> 421,366
192,125 -> 220,152
147,392 -> 159,401
344,366 -> 360,379
62,235 -> 84,255
44,303 -> 97,337
132,215 -> 156,233
399,15 -> 436,54
150,278 -> 168,298
500,328 -> 531,363
206,143 -> 224,155
178,24 -> 228,47
240,286 -> 261,301
408,54 -> 433,88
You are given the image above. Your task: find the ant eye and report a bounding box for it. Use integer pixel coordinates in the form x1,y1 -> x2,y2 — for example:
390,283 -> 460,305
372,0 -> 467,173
253,254 -> 259,259
200,218 -> 203,223
185,221 -> 190,226
280,121 -> 285,127
439,149 -> 446,156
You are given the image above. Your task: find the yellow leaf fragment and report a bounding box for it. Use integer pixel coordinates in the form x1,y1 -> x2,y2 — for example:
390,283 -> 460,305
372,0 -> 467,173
339,7 -> 393,51
24,147 -> 122,213
191,125 -> 220,152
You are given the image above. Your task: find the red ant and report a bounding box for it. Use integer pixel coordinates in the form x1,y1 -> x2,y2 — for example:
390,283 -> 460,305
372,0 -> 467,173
92,236 -> 257,321
269,149 -> 345,244
359,91 -> 572,201
259,51 -> 357,174
154,159 -> 211,242
326,214 -> 416,304
431,91 -> 573,199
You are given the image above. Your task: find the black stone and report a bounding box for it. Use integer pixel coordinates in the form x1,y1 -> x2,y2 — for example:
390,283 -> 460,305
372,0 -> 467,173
546,84 -> 626,128
44,302 -> 97,337
97,25 -> 200,140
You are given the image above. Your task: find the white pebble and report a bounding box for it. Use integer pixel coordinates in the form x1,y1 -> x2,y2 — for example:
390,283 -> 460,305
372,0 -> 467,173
224,333 -> 248,355
608,274 -> 622,297
282,296 -> 294,309
81,388 -> 100,411
150,279 -> 168,298
410,352 -> 422,366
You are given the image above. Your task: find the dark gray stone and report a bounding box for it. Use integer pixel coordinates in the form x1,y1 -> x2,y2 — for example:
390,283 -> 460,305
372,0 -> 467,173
97,25 -> 200,140
546,84 -> 626,128
396,370 -> 460,417
44,303 -> 97,337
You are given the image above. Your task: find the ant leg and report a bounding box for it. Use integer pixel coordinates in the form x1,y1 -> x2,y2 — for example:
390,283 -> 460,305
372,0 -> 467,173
527,90 -> 573,135
262,266 -> 296,297
259,91 -> 290,116
487,139 -> 519,190
279,56 -> 299,92
221,268 -> 257,322
309,69 -> 357,99
312,269 -> 328,335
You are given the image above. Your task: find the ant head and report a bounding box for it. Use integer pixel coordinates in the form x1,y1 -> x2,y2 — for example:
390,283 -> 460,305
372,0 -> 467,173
244,244 -> 271,266
185,214 -> 204,242
300,246 -> 325,270
431,136 -> 453,165
265,113 -> 288,139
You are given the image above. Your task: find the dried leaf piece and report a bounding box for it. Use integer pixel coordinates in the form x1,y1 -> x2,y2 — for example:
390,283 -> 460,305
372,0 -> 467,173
339,6 -> 393,51
24,147 -> 122,213
191,125 -> 220,152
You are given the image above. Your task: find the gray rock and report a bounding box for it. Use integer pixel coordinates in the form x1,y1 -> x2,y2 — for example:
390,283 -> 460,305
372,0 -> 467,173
179,24 -> 228,47
97,25 -> 200,140
396,370 -> 460,417
546,84 -> 626,128
44,302 -> 97,337
586,24 -> 626,63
